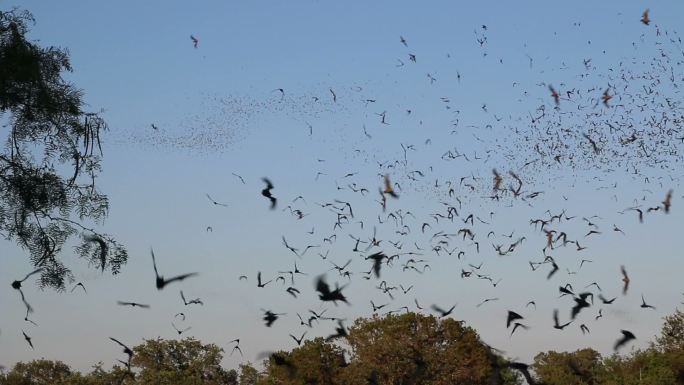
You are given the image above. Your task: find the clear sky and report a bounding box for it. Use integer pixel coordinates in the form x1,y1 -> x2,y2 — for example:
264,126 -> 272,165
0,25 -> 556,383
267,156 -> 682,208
2,0 -> 684,374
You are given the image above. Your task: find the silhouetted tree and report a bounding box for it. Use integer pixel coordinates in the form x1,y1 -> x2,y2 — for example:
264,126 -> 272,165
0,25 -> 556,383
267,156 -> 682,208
130,338 -> 232,385
0,359 -> 74,385
343,312 -> 518,385
260,338 -> 347,385
532,348 -> 604,385
238,363 -> 261,385
0,8 -> 126,290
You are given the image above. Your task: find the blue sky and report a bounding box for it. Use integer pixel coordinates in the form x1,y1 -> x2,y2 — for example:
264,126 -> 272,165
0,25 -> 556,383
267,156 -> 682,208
2,0 -> 684,373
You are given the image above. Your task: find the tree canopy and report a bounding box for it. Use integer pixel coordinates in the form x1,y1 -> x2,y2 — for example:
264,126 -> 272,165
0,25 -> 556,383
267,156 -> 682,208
0,8 -> 126,290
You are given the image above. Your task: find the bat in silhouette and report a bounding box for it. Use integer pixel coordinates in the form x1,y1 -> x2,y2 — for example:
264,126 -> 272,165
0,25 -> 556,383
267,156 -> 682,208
151,248 -> 198,290
262,310 -> 284,327
383,175 -> 399,198
599,294 -> 616,304
621,265 -> 630,295
326,320 -> 348,340
315,275 -> 349,305
190,35 -> 198,48
109,337 -> 133,360
24,307 -> 38,326
640,294 -> 656,310
205,193 -> 228,207
181,291 -> 203,306
365,252 -> 387,278
22,330 -> 34,349
580,324 -> 590,334
549,85 -> 560,105
262,178 -> 277,209
663,190 -> 672,213
547,259 -> 559,280
281,236 -> 299,256
71,282 -> 87,294
571,293 -> 592,319
507,311 -> 524,328
257,271 -> 273,288
289,331 -> 307,345
172,321 -> 191,335
477,298 -> 499,307
510,322 -> 529,337
230,343 -> 243,357
492,169 -> 503,191
553,309 -> 572,330
286,287 -> 300,298
117,301 -> 150,308
614,330 -> 636,351
231,173 -> 246,184
601,88 -> 612,106
431,303 -> 456,317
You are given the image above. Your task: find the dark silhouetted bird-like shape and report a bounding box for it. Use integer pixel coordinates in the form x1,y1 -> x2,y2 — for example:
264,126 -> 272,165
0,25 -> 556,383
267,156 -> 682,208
117,301 -> 150,309
262,310 -> 284,327
571,293 -> 593,319
507,310 -> 524,328
553,309 -> 572,330
109,337 -> 133,360
621,265 -> 630,295
366,252 -> 387,278
431,303 -> 456,318
315,275 -> 349,305
181,290 -> 203,306
599,294 -> 616,304
257,271 -> 272,288
383,175 -> 398,198
510,322 -> 529,337
71,282 -> 87,294
614,330 -> 636,351
262,178 -> 277,209
663,190 -> 672,213
289,331 -> 307,345
151,248 -> 198,290
22,330 -> 34,350
172,321 -> 191,335
640,294 -> 656,310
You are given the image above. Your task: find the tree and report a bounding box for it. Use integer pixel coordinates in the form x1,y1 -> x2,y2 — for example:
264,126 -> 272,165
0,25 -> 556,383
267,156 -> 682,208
654,309 -> 684,383
532,348 -> 605,385
238,363 -> 261,385
130,337 -> 232,385
0,359 -> 73,385
260,338 -> 347,385
83,362 -> 135,385
602,349 -> 678,385
342,312 -> 516,385
0,8 -> 126,290
657,309 -> 684,353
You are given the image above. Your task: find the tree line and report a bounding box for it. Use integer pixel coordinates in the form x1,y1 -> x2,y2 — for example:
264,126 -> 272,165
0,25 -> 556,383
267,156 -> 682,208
2,310 -> 684,385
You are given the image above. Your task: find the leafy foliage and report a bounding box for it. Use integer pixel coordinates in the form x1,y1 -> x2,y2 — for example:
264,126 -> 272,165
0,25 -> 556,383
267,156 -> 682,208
6,310 -> 684,384
0,8 -> 126,290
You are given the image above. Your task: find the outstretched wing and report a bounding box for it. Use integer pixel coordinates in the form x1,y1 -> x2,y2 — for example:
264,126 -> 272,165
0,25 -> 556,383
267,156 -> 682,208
164,273 -> 199,285
150,248 -> 159,278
